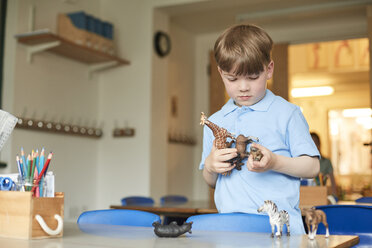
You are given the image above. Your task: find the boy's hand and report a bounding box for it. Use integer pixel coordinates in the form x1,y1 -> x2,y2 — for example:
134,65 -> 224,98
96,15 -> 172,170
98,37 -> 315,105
247,143 -> 276,172
204,140 -> 237,174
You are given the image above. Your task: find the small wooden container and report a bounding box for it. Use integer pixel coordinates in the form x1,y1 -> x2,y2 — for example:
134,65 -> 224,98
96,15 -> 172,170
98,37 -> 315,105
57,13 -> 90,46
0,191 -> 64,239
300,186 -> 328,207
57,13 -> 114,53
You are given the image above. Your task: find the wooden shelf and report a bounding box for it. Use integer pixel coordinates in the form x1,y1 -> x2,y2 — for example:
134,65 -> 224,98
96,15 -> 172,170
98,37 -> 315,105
15,30 -> 129,76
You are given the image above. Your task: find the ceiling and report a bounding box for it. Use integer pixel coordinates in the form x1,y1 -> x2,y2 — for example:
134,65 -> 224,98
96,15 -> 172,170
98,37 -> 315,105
158,0 -> 372,35
157,0 -> 371,90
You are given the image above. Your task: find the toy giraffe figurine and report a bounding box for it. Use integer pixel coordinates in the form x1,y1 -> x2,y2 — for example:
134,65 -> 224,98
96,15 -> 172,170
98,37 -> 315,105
200,112 -> 235,149
200,112 -> 235,175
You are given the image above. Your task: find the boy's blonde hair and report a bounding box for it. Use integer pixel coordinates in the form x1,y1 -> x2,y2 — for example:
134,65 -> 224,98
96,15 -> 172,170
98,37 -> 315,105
214,24 -> 273,76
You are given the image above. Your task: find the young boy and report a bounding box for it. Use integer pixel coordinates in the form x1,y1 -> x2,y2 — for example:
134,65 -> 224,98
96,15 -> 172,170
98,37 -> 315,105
200,24 -> 320,234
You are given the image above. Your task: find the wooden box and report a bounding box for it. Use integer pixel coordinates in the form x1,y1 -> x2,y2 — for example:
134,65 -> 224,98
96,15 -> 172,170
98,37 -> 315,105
0,191 -> 64,239
57,13 -> 114,54
300,186 -> 328,207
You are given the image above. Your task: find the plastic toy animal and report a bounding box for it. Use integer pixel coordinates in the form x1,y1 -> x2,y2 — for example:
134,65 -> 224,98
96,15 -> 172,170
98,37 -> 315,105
200,112 -> 235,150
152,221 -> 192,237
200,112 -> 263,175
227,134 -> 260,170
303,207 -> 329,240
257,200 -> 290,238
250,146 -> 263,161
200,112 -> 235,175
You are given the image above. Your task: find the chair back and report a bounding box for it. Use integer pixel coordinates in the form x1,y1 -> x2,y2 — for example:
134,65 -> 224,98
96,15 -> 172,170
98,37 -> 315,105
186,213 -> 272,233
77,209 -> 160,227
355,197 -> 372,204
315,205 -> 372,247
121,196 -> 154,206
160,195 -> 188,206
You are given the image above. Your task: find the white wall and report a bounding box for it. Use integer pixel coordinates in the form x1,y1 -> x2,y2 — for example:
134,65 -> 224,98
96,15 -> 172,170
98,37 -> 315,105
150,8 -> 169,200
97,0 -> 208,206
2,0 -> 207,222
166,22 -> 195,198
97,0 -> 155,209
3,0 -> 101,221
193,32 -> 217,200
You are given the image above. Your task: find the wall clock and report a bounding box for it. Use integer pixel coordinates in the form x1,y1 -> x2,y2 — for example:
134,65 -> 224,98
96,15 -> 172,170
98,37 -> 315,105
154,31 -> 171,57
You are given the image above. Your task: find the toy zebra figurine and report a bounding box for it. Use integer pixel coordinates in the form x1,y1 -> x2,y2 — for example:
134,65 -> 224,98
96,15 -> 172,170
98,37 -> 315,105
257,200 -> 290,238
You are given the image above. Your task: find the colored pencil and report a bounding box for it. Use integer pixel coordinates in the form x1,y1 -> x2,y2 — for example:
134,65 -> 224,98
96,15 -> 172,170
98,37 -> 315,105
31,153 -> 53,194
35,149 -> 39,175
34,166 -> 39,197
16,155 -> 23,178
30,150 -> 36,183
39,148 -> 45,196
20,158 -> 27,179
43,152 -> 53,176
27,154 -> 32,181
38,148 -> 44,174
21,147 -> 27,176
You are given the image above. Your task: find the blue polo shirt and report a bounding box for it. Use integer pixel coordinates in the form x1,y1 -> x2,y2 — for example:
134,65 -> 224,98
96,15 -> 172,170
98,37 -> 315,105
199,90 -> 319,234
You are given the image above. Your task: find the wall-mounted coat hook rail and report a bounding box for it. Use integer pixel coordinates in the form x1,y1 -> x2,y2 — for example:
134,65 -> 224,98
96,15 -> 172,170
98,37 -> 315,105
168,131 -> 196,146
16,117 -> 103,138
113,127 -> 135,137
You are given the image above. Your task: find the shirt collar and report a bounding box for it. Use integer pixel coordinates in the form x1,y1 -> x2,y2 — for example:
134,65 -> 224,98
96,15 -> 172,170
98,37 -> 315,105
222,89 -> 275,116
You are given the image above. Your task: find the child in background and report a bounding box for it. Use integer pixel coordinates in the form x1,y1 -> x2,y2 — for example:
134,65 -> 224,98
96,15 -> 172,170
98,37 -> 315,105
199,24 -> 320,234
311,132 -> 338,197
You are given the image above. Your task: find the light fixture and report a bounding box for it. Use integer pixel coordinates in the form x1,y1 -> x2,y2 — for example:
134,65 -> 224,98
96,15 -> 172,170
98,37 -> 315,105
356,116 -> 372,130
342,108 -> 372,118
291,86 -> 334,98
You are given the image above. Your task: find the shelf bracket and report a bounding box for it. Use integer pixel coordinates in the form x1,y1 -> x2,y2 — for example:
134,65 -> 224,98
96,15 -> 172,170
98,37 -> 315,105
26,41 -> 61,63
88,61 -> 119,79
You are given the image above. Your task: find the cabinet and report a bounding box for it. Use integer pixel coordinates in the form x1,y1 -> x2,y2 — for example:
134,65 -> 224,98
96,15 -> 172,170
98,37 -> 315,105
15,30 -> 130,77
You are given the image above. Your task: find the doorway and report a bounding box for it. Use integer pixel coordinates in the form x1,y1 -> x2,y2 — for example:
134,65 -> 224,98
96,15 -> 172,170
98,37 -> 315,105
289,38 -> 371,200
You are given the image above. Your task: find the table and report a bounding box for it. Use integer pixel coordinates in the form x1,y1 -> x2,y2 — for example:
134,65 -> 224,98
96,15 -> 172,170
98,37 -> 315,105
113,200 -> 368,217
110,200 -> 218,218
337,200 -> 372,206
0,222 -> 359,248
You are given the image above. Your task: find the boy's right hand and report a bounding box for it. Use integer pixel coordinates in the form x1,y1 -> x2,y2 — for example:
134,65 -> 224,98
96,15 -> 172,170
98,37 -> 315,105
204,141 -> 237,174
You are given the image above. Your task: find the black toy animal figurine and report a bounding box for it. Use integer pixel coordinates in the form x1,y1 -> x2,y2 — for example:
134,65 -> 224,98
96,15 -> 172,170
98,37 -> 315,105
152,221 -> 193,237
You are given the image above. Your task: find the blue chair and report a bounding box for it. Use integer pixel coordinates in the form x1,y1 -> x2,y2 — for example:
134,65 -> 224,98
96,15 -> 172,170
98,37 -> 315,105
77,209 -> 160,227
121,196 -> 154,206
355,197 -> 372,204
186,213 -> 273,233
316,205 -> 372,247
160,195 -> 188,225
160,195 -> 188,206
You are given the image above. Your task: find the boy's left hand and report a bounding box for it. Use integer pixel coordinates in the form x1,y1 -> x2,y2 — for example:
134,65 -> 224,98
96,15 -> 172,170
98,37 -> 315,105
247,143 -> 276,172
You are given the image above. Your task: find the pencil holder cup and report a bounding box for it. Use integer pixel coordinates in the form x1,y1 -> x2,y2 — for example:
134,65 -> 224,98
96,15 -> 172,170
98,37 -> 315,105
16,177 -> 36,192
